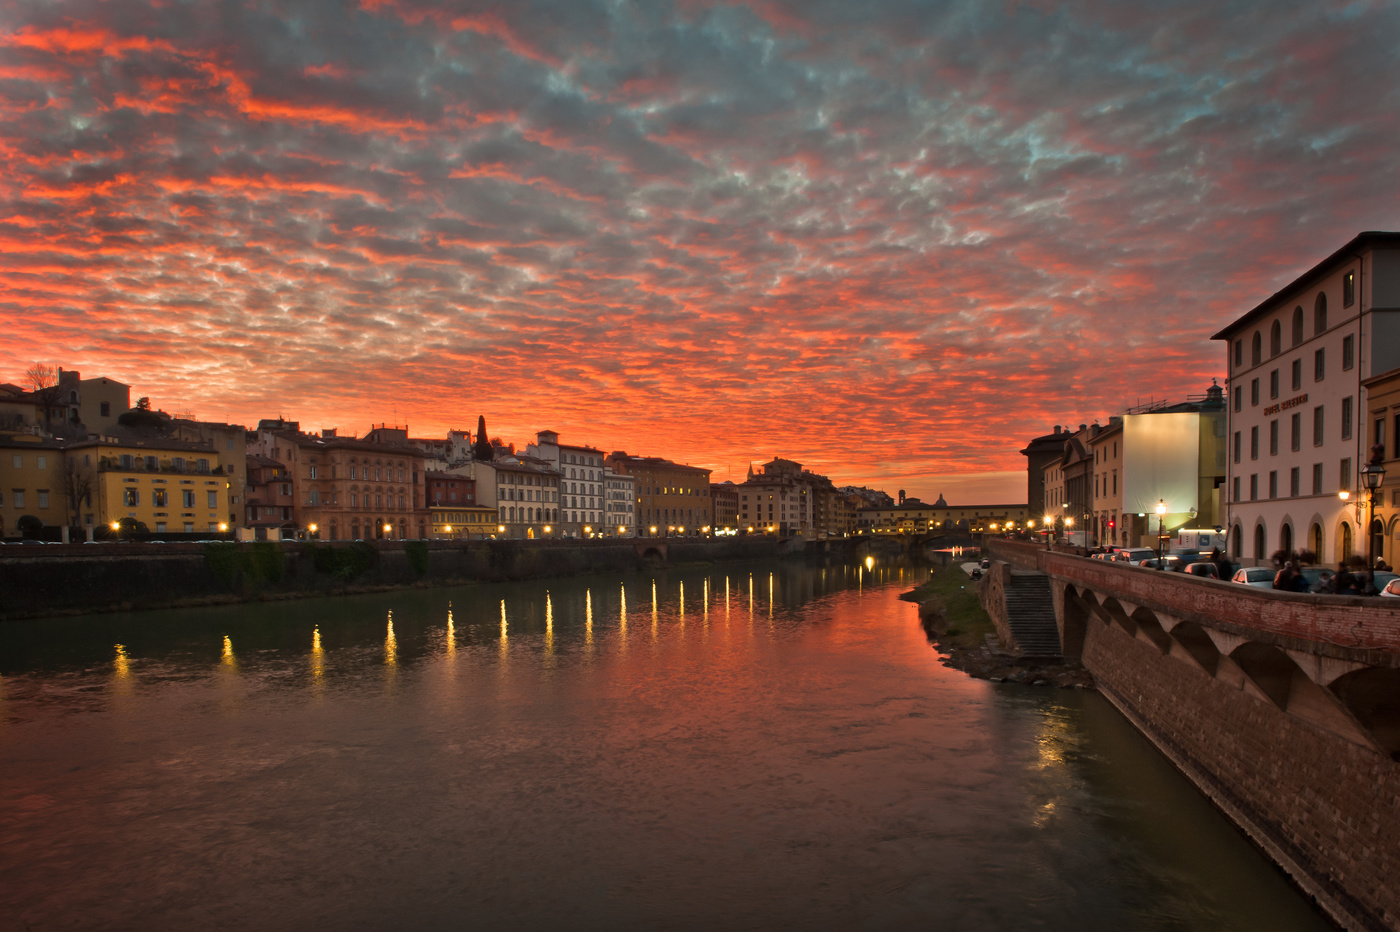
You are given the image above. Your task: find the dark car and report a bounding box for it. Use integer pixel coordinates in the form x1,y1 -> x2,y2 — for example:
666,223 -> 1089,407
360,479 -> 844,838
1184,562 -> 1219,579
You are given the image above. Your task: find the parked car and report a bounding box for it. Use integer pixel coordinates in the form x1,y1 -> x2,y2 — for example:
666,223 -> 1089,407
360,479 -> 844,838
1138,555 -> 1185,571
1184,562 -> 1219,579
1112,548 -> 1157,565
1382,577 -> 1400,598
1231,567 -> 1276,588
1299,567 -> 1335,593
1371,571 -> 1399,594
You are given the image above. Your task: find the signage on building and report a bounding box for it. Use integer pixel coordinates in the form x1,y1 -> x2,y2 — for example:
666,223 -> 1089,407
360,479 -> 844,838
1262,393 -> 1308,417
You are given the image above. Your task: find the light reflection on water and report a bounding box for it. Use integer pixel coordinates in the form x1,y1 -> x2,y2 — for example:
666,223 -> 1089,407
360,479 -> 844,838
0,560 -> 1331,931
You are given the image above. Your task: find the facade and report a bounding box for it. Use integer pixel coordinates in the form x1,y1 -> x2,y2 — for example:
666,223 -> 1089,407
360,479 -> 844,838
1021,426 -> 1069,517
735,457 -> 847,537
170,419 -> 247,529
606,452 -> 712,536
1361,366 -> 1400,568
710,481 -> 738,532
76,375 -> 131,435
430,503 -> 497,538
0,433 -> 69,537
528,431 -> 606,536
858,498 -> 1031,535
603,467 -> 636,536
65,435 -> 230,535
1213,231 -> 1400,564
244,454 -> 294,531
1088,419 -> 1125,546
247,421 -> 430,540
490,455 -> 561,539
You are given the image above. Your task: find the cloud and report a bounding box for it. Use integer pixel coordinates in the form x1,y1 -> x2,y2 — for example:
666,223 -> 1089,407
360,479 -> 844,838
2,0 -> 1399,500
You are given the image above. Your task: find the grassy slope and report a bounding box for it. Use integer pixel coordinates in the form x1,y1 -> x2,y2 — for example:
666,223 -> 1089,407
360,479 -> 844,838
901,565 -> 996,650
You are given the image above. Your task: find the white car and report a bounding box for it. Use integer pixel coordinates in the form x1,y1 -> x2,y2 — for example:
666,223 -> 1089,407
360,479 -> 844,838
1231,567 -> 1276,588
1381,578 -> 1400,598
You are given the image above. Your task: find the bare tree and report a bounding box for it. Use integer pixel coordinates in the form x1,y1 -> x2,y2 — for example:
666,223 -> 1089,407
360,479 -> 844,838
23,362 -> 64,427
62,456 -> 95,525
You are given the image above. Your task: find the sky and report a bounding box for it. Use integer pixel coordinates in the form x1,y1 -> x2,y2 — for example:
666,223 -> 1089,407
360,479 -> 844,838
3,0 -> 1399,503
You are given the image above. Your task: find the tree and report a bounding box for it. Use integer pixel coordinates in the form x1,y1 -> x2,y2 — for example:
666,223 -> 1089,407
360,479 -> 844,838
23,362 -> 64,426
472,415 -> 494,461
62,456 -> 95,522
118,397 -> 170,431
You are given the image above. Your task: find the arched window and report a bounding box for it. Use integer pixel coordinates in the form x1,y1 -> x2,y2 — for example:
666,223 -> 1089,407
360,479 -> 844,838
1291,306 -> 1304,346
1314,293 -> 1328,334
1251,331 -> 1262,366
1270,320 -> 1281,357
1279,523 -> 1293,557
1254,524 -> 1266,560
1232,524 -> 1243,558
1310,523 -> 1323,560
1339,522 -> 1352,561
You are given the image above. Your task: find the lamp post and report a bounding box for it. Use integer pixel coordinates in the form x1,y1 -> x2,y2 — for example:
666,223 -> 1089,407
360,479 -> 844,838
1155,500 -> 1167,569
1043,514 -> 1053,551
1361,448 -> 1387,594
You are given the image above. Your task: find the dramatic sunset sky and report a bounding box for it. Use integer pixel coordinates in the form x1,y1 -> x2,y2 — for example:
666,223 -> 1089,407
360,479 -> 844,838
3,0 -> 1399,502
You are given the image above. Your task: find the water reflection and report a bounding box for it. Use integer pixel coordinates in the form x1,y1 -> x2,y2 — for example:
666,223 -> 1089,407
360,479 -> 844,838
0,559 -> 1335,932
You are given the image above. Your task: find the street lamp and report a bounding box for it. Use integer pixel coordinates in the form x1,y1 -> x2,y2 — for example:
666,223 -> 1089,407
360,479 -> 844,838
1043,513 -> 1054,550
1155,500 -> 1168,569
1361,451 -> 1387,593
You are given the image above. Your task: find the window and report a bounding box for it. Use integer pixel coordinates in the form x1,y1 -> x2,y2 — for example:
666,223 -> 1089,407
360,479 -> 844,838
36,455 -> 46,469
1340,457 -> 1352,491
1289,467 -> 1300,497
1342,334 -> 1354,370
1341,396 -> 1353,440
1249,474 -> 1258,500
123,489 -> 138,506
1251,378 -> 1259,406
1233,431 -> 1241,463
1314,293 -> 1327,333
1234,339 -> 1242,368
1269,419 -> 1279,456
1291,359 -> 1301,391
1232,476 -> 1240,502
37,490 -> 48,508
1291,306 -> 1304,345
1312,463 -> 1323,495
1343,270 -> 1355,307
1251,331 -> 1262,366
1268,471 -> 1277,499
1288,413 -> 1300,451
154,489 -> 168,507
100,402 -> 110,417
1270,320 -> 1281,357
183,490 -> 194,508
208,491 -> 218,508
1313,406 -> 1324,446
1377,417 -> 1388,449
1250,426 -> 1259,460
1233,386 -> 1242,411
1269,369 -> 1279,399
1314,348 -> 1325,381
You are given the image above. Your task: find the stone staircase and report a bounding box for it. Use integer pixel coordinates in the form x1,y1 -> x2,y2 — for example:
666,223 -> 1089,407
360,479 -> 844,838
1003,573 -> 1062,658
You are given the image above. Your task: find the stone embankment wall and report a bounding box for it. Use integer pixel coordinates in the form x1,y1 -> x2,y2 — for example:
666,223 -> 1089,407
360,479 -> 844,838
985,538 -> 1400,932
0,537 -> 789,621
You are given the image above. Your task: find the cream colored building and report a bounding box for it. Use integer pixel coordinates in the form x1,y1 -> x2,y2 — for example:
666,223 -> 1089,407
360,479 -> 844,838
0,433 -> 69,538
1361,365 -> 1400,569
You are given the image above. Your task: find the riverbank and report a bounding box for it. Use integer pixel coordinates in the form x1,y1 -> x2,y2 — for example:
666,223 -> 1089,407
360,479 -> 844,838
901,566 -> 1094,689
0,536 -> 827,621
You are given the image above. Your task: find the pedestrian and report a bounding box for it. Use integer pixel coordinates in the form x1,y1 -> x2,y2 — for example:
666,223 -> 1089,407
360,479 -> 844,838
1331,563 -> 1356,595
1273,561 -> 1292,590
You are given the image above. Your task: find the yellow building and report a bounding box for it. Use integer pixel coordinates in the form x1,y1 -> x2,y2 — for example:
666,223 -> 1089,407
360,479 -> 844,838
67,437 -> 231,536
0,432 -> 69,538
857,499 -> 1031,535
431,504 -> 499,539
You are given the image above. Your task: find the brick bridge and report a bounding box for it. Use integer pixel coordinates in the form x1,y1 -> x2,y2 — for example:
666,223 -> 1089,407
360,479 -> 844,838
986,539 -> 1400,932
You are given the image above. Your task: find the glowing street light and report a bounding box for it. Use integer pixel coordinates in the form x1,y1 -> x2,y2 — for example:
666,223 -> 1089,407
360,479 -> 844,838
1155,500 -> 1168,569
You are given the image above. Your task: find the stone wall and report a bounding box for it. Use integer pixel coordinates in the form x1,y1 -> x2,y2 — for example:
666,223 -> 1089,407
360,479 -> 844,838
1085,616 -> 1399,932
0,537 -> 788,621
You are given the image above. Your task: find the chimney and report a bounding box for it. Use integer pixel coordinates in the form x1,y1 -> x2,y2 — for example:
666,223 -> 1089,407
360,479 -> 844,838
1053,425 -> 1061,435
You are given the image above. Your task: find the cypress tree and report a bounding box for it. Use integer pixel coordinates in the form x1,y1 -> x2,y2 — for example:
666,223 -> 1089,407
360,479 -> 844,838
472,415 -> 494,461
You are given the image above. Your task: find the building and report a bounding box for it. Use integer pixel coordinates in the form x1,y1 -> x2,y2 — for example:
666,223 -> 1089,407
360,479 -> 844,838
528,431 -> 606,537
76,375 -> 131,435
857,495 -> 1031,536
64,434 -> 231,536
1212,231 -> 1400,565
169,418 -> 247,529
734,457 -> 848,537
490,454 -> 561,539
0,432 -> 70,538
1020,426 -> 1069,517
710,481 -> 739,532
606,452 -> 712,536
244,453 -> 294,533
1361,366 -> 1400,569
603,467 -> 636,537
246,421 -> 430,540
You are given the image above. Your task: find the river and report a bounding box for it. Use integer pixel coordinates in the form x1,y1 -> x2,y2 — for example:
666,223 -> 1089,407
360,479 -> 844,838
0,559 -> 1331,931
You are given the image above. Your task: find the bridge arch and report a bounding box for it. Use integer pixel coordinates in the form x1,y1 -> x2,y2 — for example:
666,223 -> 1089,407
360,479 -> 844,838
1060,585 -> 1090,658
1330,668 -> 1400,761
1167,620 -> 1221,677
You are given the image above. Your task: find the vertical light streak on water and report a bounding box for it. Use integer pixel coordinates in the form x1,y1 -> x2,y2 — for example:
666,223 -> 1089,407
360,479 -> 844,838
500,600 -> 508,655
545,592 -> 554,656
221,635 -> 238,673
725,576 -> 730,622
385,613 -> 397,667
445,607 -> 456,657
111,644 -> 132,698
679,581 -> 685,622
768,572 -> 774,619
703,577 -> 709,618
651,580 -> 658,640
585,590 -> 594,649
748,574 -> 754,621
310,627 -> 325,695
858,565 -> 863,594
619,585 -> 628,649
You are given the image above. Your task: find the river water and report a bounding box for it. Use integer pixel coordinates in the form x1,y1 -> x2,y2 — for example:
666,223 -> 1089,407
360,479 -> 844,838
0,560 -> 1331,931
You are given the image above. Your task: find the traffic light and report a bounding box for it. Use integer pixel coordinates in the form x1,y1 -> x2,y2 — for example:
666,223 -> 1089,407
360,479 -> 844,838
1109,520 -> 1116,529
